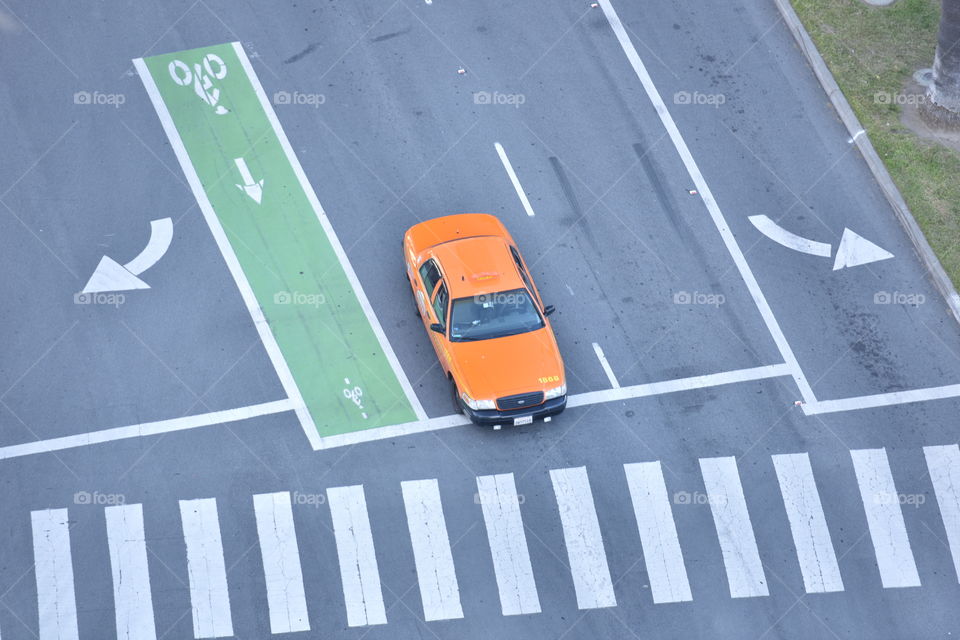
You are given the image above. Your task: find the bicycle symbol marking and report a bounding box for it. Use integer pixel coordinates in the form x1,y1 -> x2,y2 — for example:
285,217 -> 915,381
342,378 -> 369,419
168,53 -> 230,115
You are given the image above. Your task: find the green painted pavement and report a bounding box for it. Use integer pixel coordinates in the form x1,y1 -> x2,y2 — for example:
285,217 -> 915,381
140,43 -> 419,437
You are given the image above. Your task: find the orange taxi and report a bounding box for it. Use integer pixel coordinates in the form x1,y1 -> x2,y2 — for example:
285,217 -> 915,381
403,213 -> 566,427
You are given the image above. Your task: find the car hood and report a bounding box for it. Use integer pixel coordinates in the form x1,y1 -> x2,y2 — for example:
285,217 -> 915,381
448,326 -> 564,401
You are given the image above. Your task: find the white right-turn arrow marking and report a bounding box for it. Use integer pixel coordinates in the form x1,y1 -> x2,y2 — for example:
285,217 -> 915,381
833,228 -> 894,270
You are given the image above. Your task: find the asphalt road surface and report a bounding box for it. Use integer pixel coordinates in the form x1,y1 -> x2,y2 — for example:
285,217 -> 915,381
1,0 -> 960,638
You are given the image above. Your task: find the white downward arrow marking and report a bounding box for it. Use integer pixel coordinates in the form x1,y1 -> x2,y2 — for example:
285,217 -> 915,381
833,228 -> 894,270
82,218 -> 173,293
234,157 -> 264,204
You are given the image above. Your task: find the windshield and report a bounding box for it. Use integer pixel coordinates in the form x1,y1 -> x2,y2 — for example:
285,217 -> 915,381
449,288 -> 545,341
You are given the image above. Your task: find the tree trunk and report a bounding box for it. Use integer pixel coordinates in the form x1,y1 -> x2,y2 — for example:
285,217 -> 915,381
923,0 -> 960,126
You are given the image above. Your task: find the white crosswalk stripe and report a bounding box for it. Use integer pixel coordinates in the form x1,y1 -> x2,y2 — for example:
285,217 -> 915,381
252,492 -> 310,634
850,448 -> 921,588
31,508 -> 79,640
179,498 -> 234,638
401,479 -> 464,621
772,454 -> 844,593
924,445 -> 960,583
623,462 -> 692,603
105,503 -> 157,639
327,485 -> 388,627
476,473 -> 541,615
550,466 -> 617,609
699,456 -> 769,598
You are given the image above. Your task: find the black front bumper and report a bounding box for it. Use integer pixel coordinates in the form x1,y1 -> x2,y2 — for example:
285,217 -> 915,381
460,395 -> 567,426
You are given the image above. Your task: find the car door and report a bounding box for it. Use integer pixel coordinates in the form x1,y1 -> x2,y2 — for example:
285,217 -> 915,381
416,258 -> 442,328
428,279 -> 451,369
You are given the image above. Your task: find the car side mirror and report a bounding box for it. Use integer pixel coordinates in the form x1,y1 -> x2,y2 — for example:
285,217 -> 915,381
543,305 -> 556,317
430,323 -> 445,334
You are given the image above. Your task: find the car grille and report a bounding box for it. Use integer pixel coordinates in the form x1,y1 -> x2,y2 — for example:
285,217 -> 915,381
497,391 -> 545,411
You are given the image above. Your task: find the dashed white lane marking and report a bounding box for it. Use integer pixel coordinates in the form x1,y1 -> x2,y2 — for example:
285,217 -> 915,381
549,467 -> 617,609
597,0 -> 816,406
699,457 -> 769,598
179,498 -> 234,638
31,508 -> 79,640
252,492 -> 310,633
802,383 -> 960,415
771,454 -> 844,593
326,485 -> 388,627
105,504 -> 157,640
495,142 -> 537,217
623,462 -> 692,603
924,445 -> 960,583
850,448 -> 921,588
592,342 -> 621,389
401,479 -> 464,621
476,473 -> 541,615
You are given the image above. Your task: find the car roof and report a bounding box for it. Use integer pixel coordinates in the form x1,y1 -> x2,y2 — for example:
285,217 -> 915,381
429,235 -> 525,298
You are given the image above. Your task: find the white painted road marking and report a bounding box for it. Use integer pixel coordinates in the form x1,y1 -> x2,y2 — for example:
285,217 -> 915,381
592,342 -> 621,389
923,445 -> 960,583
82,217 -> 174,293
401,479 -> 464,621
495,142 -> 537,217
233,157 -> 264,204
326,485 -> 387,627
699,457 -> 769,598
252,492 -> 310,634
850,448 -> 921,588
476,473 -> 541,615
0,399 -> 294,461
598,0 -> 816,406
179,498 -> 234,638
623,462 -> 692,603
550,467 -> 617,609
771,454 -> 844,593
105,504 -> 157,640
833,228 -> 894,270
31,509 -> 79,640
802,383 -> 960,415
748,215 -> 832,258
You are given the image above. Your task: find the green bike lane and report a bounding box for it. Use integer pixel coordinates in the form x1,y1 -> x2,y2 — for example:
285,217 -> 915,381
134,43 -> 425,445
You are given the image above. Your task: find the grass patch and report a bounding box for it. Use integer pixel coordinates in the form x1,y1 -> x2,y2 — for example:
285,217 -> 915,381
791,0 -> 960,287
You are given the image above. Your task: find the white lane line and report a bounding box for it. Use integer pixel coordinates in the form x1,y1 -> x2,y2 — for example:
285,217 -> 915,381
748,215 -> 832,257
31,509 -> 79,640
495,142 -> 537,217
549,467 -> 617,609
106,504 -> 157,640
476,473 -> 541,615
401,479 -> 464,621
135,52 -> 321,449
232,43 -> 428,426
771,454 -> 844,593
252,492 -> 310,634
592,343 -> 621,389
597,0 -> 816,406
179,499 -> 234,638
850,448 -> 921,588
924,445 -> 960,583
623,462 -> 692,603
0,399 -> 294,461
802,383 -> 960,415
326,485 -> 387,627
699,457 -> 769,598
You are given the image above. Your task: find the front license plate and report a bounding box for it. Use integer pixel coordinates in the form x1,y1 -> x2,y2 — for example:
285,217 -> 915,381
513,415 -> 534,426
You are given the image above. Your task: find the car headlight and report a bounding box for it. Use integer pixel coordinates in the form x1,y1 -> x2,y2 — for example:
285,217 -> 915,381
461,391 -> 496,411
544,383 -> 566,400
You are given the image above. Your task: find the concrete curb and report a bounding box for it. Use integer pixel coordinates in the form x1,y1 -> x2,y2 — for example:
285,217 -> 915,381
773,0 -> 960,324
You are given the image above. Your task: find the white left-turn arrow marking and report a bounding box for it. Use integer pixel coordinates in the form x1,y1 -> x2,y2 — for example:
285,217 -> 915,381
82,218 -> 173,293
234,157 -> 264,204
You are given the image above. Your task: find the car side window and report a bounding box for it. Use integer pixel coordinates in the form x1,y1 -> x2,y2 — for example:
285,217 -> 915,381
510,246 -> 538,302
432,282 -> 449,327
418,259 -> 441,296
